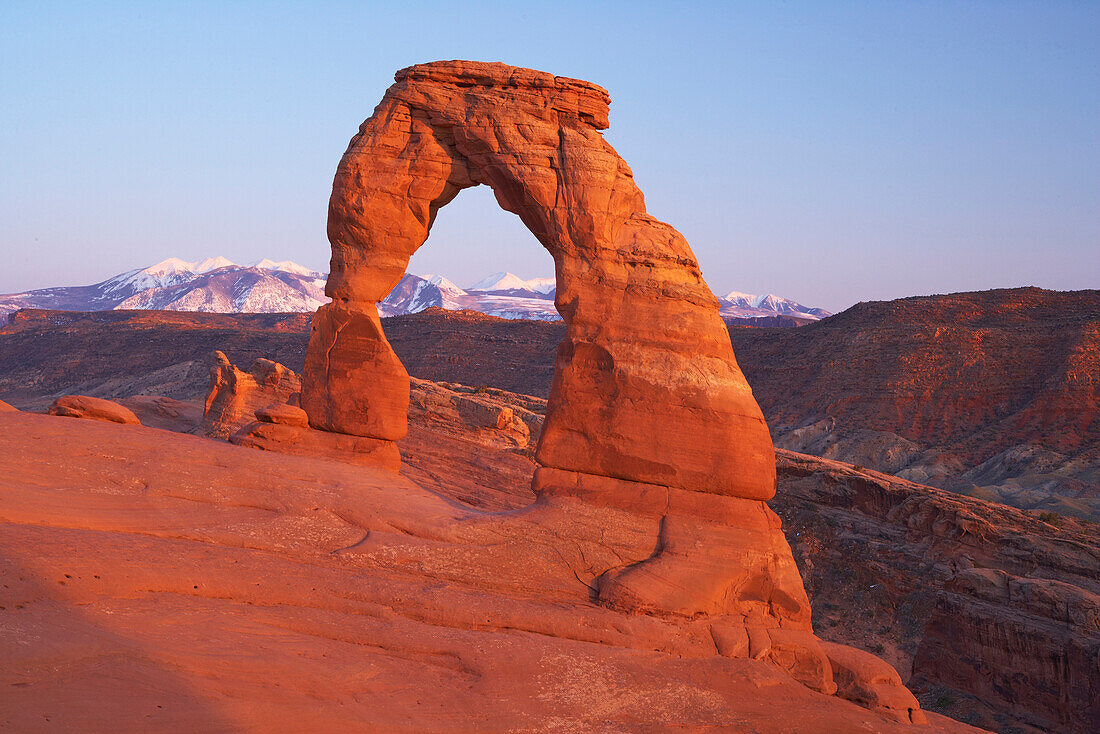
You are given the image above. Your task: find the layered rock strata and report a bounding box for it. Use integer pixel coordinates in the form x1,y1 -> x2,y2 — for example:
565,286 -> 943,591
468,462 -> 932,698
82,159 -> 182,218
773,450 -> 1099,732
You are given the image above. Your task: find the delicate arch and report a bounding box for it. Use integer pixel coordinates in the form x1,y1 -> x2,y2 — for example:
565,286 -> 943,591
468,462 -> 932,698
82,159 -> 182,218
302,61 -> 775,500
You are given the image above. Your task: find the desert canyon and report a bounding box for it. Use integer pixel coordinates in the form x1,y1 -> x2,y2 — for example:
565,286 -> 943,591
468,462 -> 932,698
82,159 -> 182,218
2,61 -> 1097,734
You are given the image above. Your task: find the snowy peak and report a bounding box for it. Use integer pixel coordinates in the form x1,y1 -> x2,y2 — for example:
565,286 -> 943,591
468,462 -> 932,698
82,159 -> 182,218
378,273 -> 560,321
0,260 -> 831,324
0,256 -> 330,317
468,272 -> 527,291
525,277 -> 556,295
468,272 -> 556,296
192,256 -> 237,273
145,257 -> 199,277
250,258 -> 322,277
418,274 -> 466,298
717,290 -> 831,320
115,266 -> 327,313
722,291 -> 758,306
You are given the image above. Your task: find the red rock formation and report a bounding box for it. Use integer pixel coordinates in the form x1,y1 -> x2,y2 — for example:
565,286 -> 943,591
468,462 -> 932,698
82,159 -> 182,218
303,60 -> 774,500
292,60 -> 920,719
3,303 -> 1093,728
48,395 -> 140,425
201,350 -> 301,439
0,399 -> 16,412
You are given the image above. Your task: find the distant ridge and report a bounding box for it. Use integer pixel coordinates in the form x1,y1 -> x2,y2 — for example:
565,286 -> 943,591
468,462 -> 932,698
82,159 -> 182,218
1,261 -> 832,323
0,257 -> 327,316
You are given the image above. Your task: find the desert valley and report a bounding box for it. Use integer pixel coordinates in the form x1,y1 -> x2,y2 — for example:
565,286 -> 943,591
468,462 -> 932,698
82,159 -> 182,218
2,8 -> 1098,734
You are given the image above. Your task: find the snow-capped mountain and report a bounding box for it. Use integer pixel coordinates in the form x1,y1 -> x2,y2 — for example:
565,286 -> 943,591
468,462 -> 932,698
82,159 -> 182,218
379,272 -> 560,321
1,262 -> 830,324
0,257 -> 327,317
719,290 -> 830,321
379,273 -> 468,316
468,272 -> 556,296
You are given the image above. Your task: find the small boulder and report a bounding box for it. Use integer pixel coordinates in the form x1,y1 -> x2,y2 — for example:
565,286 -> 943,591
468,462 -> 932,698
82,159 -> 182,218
48,395 -> 140,425
255,404 -> 310,427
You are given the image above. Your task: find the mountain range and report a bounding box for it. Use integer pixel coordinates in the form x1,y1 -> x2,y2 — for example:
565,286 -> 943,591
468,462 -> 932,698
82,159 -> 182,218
0,259 -> 831,322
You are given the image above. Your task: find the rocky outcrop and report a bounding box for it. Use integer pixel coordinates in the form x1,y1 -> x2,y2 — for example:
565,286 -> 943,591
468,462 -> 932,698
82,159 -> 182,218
822,641 -> 926,724
0,399 -> 16,412
48,395 -> 140,425
201,351 -> 301,439
230,419 -> 401,471
407,377 -> 543,450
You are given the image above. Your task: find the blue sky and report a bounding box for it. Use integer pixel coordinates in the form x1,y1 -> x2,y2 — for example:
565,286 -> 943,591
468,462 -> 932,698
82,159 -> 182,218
2,1 -> 1097,311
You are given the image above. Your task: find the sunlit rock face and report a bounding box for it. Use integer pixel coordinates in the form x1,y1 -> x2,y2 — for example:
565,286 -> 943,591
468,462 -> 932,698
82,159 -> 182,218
202,351 -> 301,439
295,61 -> 927,720
303,60 -> 774,500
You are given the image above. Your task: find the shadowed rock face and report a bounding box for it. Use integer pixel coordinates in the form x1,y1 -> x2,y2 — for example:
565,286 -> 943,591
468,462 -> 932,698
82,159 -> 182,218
302,60 -> 774,500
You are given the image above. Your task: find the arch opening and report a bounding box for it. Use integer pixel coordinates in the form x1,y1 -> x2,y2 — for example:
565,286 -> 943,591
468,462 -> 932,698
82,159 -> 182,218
391,184 -> 560,323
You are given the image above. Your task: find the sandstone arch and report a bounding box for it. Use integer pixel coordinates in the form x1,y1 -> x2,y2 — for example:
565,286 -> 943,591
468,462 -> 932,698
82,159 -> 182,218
302,60 -> 776,501
289,62 -> 928,720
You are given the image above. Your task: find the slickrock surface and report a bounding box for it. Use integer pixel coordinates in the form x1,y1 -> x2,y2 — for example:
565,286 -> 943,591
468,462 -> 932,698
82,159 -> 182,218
118,395 -> 203,432
9,351 -> 1094,729
396,385 -> 1100,732
348,378 -> 1100,732
47,394 -> 140,425
0,399 -> 16,412
0,410 -> 982,733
